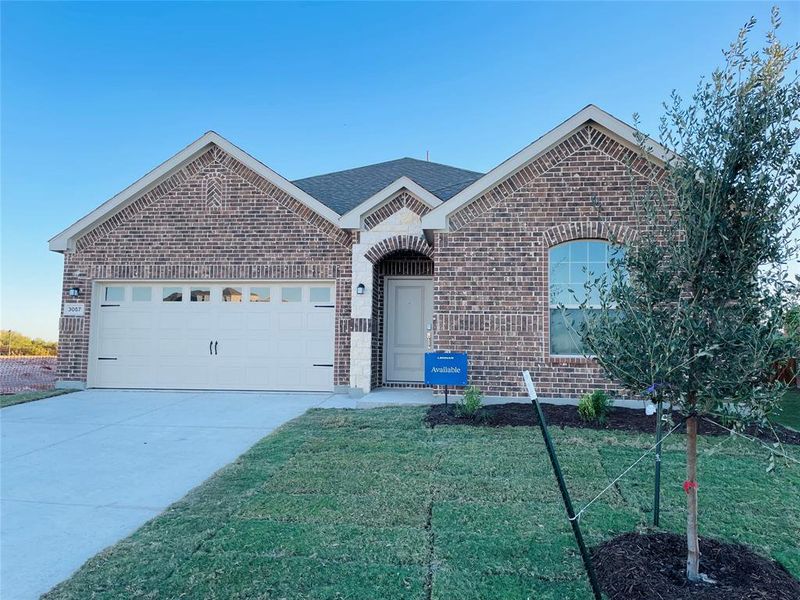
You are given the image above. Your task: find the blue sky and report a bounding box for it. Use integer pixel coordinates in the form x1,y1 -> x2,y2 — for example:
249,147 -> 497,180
2,1 -> 798,340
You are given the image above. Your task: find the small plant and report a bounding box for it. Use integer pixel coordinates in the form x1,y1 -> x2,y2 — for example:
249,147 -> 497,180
577,390 -> 613,424
458,385 -> 483,418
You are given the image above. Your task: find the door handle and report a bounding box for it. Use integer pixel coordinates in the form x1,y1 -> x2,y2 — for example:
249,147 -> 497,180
209,341 -> 213,355
214,341 -> 218,355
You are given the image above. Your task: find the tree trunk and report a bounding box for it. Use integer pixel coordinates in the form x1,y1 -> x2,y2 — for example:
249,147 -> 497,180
686,414 -> 701,581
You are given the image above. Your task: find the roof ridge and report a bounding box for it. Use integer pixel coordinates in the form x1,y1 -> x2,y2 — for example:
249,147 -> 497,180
292,156 -> 482,183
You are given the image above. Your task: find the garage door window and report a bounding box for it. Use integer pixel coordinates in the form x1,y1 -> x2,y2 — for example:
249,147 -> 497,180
132,287 -> 152,302
223,287 -> 242,302
191,288 -> 211,302
310,287 -> 331,303
162,287 -> 183,302
249,287 -> 270,302
281,287 -> 302,303
104,286 -> 125,302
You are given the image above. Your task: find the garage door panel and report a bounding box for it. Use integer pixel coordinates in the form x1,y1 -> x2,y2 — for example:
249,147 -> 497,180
246,313 -> 272,330
92,281 -> 334,391
307,312 -> 333,331
218,312 -> 246,330
280,338 -> 306,358
277,312 -> 305,330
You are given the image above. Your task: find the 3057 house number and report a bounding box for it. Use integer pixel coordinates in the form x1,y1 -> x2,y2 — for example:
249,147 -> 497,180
63,303 -> 85,317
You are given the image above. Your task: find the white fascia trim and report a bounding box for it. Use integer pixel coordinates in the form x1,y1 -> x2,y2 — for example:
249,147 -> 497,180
49,131 -> 341,252
420,104 -> 675,231
338,176 -> 443,229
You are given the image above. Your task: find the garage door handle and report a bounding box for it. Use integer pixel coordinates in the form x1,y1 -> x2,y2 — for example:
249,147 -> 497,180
214,341 -> 218,355
209,341 -> 213,355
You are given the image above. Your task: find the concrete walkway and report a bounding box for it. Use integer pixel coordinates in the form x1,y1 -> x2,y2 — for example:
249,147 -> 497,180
0,389 -> 345,600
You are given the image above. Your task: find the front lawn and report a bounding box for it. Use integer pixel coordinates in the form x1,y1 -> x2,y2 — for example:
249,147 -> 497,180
0,388 -> 74,409
776,388 -> 800,432
44,407 -> 800,599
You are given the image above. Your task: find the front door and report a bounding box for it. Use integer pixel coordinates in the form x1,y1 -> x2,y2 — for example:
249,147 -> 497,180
384,278 -> 434,383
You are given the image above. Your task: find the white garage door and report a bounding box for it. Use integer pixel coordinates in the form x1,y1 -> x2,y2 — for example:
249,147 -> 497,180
91,281 -> 336,391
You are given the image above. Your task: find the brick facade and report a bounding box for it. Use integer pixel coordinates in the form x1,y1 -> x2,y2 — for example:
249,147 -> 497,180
55,119 -> 664,398
432,125 -> 661,398
57,144 -> 353,387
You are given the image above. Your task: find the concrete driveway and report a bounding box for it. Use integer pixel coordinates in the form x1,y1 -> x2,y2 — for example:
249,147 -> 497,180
1,389 -> 341,599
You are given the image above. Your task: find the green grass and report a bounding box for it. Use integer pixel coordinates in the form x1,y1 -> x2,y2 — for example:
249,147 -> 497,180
775,388 -> 800,431
43,407 -> 800,600
0,388 -> 74,408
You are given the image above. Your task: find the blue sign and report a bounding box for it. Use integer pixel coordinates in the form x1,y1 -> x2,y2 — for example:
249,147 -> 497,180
424,352 -> 468,386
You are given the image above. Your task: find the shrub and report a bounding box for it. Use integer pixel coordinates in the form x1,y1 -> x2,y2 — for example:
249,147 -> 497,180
577,390 -> 613,424
458,385 -> 483,417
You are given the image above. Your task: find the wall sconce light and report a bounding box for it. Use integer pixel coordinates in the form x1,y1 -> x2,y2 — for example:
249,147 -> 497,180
356,283 -> 365,295
68,287 -> 81,297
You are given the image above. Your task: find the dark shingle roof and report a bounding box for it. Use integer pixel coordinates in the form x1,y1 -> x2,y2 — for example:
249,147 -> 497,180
292,157 -> 483,215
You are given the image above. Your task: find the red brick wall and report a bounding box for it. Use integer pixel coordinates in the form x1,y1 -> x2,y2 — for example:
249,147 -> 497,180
433,124 -> 663,398
57,144 -> 353,387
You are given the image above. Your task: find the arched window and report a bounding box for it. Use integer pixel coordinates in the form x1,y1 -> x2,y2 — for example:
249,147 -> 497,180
549,240 -> 617,356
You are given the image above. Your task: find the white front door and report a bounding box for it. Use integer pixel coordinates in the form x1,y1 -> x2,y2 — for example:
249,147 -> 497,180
384,278 -> 434,383
91,281 -> 335,391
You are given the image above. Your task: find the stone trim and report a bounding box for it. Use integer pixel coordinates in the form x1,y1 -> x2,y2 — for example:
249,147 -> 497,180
542,222 -> 637,247
362,192 -> 432,230
364,235 -> 434,264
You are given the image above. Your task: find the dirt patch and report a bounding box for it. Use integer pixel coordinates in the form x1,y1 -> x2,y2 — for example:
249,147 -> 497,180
424,402 -> 800,445
592,531 -> 800,600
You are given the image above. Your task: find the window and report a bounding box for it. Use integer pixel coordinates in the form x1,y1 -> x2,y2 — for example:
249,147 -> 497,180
281,287 -> 302,303
222,287 -> 242,302
104,286 -> 124,302
309,287 -> 331,303
191,288 -> 211,302
132,287 -> 152,302
162,287 -> 183,302
249,287 -> 270,302
549,240 -> 617,355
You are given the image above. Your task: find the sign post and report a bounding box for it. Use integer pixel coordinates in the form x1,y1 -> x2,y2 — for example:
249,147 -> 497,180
424,352 -> 468,404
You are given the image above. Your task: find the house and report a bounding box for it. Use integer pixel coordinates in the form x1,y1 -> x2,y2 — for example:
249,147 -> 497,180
49,105 -> 670,398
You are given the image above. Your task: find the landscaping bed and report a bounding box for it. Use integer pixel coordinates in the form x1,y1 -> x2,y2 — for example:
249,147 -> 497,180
425,402 -> 800,445
593,532 -> 800,600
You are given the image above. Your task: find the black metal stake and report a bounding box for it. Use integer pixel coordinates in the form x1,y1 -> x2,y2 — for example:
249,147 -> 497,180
653,399 -> 664,528
529,388 -> 603,600
444,385 -> 448,405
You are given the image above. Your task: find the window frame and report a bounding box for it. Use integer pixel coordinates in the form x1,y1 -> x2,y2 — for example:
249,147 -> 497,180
548,239 -> 614,358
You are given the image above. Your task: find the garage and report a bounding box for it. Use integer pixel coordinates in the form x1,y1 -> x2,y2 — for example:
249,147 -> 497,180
90,281 -> 336,391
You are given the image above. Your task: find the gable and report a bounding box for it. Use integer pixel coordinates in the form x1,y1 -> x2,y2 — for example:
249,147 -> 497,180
73,144 -> 351,253
49,132 -> 341,252
420,105 -> 672,232
361,191 -> 432,230
446,124 -> 664,232
75,148 -> 351,264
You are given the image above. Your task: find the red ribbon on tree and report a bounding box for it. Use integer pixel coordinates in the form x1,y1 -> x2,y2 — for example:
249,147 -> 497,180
683,480 -> 698,494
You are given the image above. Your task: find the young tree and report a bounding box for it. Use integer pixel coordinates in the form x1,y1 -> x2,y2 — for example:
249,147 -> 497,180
581,10 -> 799,582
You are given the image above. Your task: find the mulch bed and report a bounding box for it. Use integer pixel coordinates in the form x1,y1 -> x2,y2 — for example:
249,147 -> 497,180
424,402 -> 800,446
592,532 -> 800,600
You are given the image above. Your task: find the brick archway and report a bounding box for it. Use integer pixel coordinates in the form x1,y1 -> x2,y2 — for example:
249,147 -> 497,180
363,235 -> 434,264
542,221 -> 637,248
